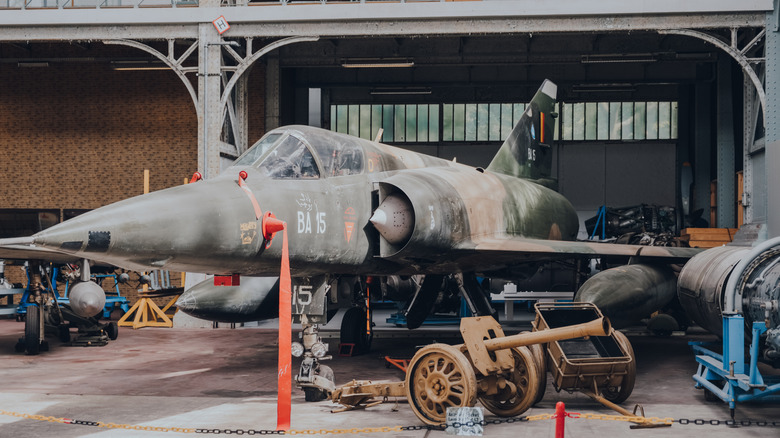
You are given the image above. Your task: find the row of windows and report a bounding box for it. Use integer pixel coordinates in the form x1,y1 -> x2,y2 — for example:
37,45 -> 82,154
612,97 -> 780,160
330,101 -> 679,143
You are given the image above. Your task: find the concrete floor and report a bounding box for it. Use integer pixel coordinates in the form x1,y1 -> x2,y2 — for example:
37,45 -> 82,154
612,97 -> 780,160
0,312 -> 778,437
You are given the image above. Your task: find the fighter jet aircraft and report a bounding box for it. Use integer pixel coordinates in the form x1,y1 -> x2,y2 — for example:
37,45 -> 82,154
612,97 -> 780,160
0,80 -> 700,398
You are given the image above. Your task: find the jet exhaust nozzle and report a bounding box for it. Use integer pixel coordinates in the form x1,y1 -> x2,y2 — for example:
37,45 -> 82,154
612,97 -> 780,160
68,281 -> 106,318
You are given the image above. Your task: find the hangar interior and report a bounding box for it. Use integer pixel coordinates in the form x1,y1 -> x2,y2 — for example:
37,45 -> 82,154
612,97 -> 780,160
0,2 -> 774,243
2,2 -> 780,434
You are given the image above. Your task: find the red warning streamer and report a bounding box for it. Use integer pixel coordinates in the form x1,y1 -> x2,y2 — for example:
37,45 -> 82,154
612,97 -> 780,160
263,215 -> 292,431
277,225 -> 291,431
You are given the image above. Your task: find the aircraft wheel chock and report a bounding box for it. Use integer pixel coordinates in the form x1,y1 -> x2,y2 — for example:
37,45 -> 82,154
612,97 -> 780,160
478,346 -> 539,417
405,343 -> 477,426
603,330 -> 636,404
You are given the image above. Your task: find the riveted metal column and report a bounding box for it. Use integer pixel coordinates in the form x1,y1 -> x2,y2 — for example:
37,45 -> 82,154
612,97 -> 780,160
197,3 -> 223,179
233,74 -> 249,155
743,77 -> 756,224
767,2 -> 780,237
265,52 -> 281,132
694,83 -> 713,217
716,56 -> 736,228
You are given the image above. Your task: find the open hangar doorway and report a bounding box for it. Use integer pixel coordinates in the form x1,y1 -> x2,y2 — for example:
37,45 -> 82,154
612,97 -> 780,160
273,30 -> 753,233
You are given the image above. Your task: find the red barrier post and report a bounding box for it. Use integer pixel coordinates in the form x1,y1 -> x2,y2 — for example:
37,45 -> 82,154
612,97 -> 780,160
555,401 -> 566,438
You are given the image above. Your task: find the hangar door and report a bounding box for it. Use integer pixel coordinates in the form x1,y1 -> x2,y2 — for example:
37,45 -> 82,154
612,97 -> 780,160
558,143 -> 677,211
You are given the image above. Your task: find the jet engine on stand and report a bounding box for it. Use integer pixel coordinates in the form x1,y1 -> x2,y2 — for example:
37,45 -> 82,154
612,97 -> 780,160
676,237 -> 780,414
678,242 -> 780,365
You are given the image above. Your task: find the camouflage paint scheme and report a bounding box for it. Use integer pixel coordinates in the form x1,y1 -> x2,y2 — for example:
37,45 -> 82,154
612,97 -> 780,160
6,80 -> 698,281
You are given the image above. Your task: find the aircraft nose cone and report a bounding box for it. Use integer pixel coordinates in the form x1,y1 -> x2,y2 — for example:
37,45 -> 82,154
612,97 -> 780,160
370,193 -> 414,245
30,178 -> 261,272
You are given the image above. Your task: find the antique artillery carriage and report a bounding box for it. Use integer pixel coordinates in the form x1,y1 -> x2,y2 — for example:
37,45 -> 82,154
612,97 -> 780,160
333,302 -> 638,426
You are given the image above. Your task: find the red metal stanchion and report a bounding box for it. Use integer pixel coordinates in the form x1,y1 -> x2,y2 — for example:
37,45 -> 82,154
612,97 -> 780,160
555,401 -> 566,438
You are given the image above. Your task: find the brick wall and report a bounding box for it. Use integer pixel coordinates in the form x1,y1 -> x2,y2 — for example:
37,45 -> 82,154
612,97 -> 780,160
0,45 -> 267,308
0,63 -> 198,208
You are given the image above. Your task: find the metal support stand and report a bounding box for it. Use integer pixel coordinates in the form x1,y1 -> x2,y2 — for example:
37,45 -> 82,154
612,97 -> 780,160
691,316 -> 780,416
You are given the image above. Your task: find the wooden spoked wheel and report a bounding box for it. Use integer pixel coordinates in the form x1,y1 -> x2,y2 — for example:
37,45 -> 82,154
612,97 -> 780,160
405,343 -> 477,426
603,330 -> 636,404
521,331 -> 548,405
478,346 -> 539,417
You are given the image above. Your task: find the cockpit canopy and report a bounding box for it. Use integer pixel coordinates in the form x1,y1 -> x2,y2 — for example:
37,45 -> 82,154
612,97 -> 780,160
232,127 -> 365,179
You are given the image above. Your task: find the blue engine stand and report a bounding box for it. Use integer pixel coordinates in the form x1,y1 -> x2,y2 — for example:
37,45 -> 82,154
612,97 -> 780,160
690,315 -> 780,417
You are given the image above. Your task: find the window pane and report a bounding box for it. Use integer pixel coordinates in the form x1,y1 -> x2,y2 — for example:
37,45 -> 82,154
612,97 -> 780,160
671,102 -> 679,139
585,102 -> 597,140
453,104 -> 465,141
348,105 -> 359,137
501,103 -> 514,139
382,104 -> 394,142
513,103 -> 525,126
429,105 -> 439,141
359,105 -> 371,140
418,105 -> 429,142
394,104 -> 406,142
489,103 -> 501,141
371,105 -> 382,142
621,102 -> 634,140
634,102 -> 646,140
477,104 -> 489,141
443,104 -> 453,141
573,102 -> 585,141
659,102 -> 671,139
646,102 -> 659,140
465,104 -> 477,142
337,105 -> 348,134
406,105 -> 417,142
609,102 -> 621,140
553,103 -> 560,141
561,103 -> 572,141
330,106 -> 336,131
598,102 -> 609,140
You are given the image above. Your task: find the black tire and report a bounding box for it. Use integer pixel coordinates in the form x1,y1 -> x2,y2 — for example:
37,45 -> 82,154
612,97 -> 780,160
106,321 -> 119,341
24,305 -> 41,356
340,307 -> 372,354
14,340 -> 25,353
58,325 -> 71,343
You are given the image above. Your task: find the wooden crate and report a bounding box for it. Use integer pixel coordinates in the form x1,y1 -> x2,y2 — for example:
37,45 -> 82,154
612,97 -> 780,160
681,228 -> 738,248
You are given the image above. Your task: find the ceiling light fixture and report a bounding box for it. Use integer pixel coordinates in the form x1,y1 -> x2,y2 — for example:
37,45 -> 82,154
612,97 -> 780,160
581,54 -> 657,64
369,87 -> 431,95
111,60 -> 169,71
342,58 -> 414,68
17,61 -> 49,68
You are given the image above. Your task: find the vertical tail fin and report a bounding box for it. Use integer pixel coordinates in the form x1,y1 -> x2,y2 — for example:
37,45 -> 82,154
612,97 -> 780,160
486,79 -> 557,185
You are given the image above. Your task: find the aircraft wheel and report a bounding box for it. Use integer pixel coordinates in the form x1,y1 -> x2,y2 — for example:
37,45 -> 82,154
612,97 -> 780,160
603,330 -> 635,404
58,325 -> 71,343
340,307 -> 372,354
405,343 -> 477,426
24,304 -> 41,356
524,335 -> 548,405
478,346 -> 539,417
105,322 -> 119,341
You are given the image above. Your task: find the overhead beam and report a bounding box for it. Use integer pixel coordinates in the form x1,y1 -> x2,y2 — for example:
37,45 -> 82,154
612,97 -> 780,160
0,9 -> 767,41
